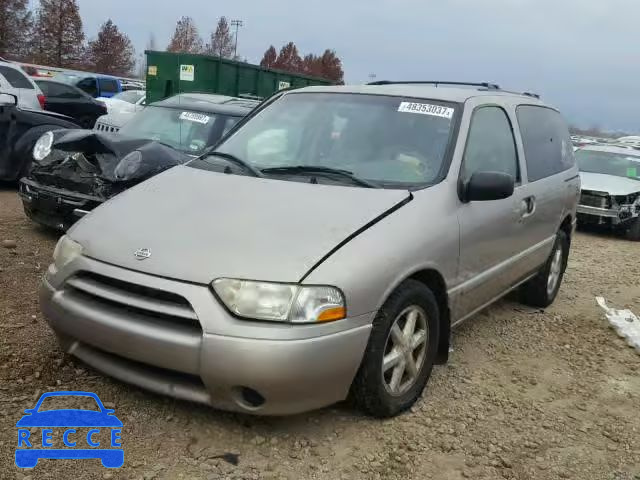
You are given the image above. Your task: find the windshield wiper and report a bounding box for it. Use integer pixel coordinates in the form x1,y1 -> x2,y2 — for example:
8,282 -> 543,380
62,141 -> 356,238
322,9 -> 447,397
261,165 -> 379,188
203,151 -> 263,177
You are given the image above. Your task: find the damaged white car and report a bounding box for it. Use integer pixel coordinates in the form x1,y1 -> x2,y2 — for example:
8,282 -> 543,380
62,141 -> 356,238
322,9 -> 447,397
576,145 -> 640,240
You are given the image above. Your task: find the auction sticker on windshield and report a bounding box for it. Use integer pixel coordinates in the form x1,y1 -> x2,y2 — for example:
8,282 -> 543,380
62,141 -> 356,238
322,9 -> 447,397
398,102 -> 454,119
179,112 -> 210,124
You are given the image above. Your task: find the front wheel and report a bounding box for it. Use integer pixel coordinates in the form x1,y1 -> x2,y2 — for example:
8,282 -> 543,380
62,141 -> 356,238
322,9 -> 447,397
351,280 -> 439,418
625,218 -> 640,241
520,230 -> 569,308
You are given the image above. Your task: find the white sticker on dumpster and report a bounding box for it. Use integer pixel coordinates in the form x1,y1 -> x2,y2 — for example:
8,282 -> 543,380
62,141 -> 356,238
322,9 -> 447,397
179,112 -> 210,124
398,102 -> 454,119
180,64 -> 195,81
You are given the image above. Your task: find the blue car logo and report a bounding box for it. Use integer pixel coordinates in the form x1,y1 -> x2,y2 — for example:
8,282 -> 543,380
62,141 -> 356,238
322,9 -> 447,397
15,391 -> 123,468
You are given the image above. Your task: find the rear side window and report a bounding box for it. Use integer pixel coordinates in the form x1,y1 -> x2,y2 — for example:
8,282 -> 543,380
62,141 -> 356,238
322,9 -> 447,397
0,66 -> 34,89
461,106 -> 520,183
517,106 -> 574,182
99,79 -> 119,94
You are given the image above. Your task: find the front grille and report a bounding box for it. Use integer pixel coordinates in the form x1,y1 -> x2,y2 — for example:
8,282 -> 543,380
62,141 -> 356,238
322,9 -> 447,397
94,123 -> 119,133
580,191 -> 611,209
65,272 -> 201,331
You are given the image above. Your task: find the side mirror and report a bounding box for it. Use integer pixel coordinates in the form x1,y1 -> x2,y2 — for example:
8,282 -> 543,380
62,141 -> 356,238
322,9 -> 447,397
463,171 -> 515,202
0,93 -> 18,106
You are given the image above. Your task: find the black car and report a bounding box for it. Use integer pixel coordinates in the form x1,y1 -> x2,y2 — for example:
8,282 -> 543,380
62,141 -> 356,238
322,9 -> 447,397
0,92 -> 78,182
20,93 -> 258,231
35,79 -> 108,128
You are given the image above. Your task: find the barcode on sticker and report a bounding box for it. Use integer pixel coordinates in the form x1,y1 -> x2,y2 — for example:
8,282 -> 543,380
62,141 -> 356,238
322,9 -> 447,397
398,102 -> 454,119
179,112 -> 210,124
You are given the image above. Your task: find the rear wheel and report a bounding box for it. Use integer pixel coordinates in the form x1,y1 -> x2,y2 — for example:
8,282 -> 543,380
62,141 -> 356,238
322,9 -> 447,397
520,230 -> 569,308
351,280 -> 439,418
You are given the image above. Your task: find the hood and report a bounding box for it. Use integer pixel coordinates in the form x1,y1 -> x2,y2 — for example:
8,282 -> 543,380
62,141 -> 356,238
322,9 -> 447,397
580,172 -> 640,196
31,129 -> 189,183
69,166 -> 411,284
98,97 -> 136,113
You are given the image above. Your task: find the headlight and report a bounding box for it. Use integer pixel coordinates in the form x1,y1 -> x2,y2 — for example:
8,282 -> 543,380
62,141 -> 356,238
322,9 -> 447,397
212,279 -> 346,324
33,131 -> 54,161
52,235 -> 83,270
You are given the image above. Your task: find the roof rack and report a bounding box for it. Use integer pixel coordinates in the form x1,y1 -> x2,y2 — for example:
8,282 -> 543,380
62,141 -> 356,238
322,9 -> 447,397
367,80 -> 501,90
367,80 -> 541,99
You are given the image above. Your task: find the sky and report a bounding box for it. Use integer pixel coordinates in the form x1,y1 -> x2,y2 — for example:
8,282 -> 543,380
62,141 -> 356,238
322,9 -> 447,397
71,0 -> 638,133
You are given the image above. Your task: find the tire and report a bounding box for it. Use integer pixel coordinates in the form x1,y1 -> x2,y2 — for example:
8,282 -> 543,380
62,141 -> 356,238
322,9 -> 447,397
625,218 -> 640,241
520,230 -> 569,308
351,280 -> 440,418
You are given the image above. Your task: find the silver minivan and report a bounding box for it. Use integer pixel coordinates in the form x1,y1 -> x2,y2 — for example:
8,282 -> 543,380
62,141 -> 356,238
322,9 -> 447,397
40,82 -> 580,417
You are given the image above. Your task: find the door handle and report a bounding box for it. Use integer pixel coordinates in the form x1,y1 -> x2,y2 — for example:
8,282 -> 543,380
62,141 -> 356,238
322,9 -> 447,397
519,196 -> 536,219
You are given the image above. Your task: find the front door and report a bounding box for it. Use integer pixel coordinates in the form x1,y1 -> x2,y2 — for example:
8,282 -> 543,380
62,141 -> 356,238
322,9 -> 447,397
454,105 -> 526,323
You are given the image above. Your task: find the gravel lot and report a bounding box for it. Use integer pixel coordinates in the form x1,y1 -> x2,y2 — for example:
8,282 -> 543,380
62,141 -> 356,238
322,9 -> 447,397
1,185 -> 639,480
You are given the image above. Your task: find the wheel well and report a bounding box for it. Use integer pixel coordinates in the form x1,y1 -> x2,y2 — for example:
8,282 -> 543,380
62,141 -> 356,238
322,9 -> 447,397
560,215 -> 573,244
409,269 -> 450,365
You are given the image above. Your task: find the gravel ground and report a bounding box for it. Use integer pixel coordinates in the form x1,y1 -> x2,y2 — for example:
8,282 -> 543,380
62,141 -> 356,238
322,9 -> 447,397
1,185 -> 639,480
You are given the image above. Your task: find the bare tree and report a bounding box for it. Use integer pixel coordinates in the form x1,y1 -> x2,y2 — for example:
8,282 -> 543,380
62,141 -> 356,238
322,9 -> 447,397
206,17 -> 234,58
259,45 -> 277,69
273,42 -> 302,73
167,16 -> 203,54
86,19 -> 135,76
29,0 -> 85,68
0,0 -> 32,59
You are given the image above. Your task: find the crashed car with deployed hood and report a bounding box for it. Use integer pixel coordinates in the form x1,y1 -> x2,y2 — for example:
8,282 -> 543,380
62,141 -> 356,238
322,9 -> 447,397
19,93 -> 258,230
39,81 -> 579,417
576,145 -> 640,240
0,91 -> 78,182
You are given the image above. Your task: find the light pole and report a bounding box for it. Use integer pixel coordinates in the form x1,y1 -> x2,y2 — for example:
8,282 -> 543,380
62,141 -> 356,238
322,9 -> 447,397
231,20 -> 243,60
368,73 -> 377,83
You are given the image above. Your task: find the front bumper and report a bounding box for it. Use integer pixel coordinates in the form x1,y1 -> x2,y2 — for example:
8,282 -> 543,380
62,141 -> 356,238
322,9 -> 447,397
577,204 -> 638,226
39,256 -> 373,415
19,179 -> 103,231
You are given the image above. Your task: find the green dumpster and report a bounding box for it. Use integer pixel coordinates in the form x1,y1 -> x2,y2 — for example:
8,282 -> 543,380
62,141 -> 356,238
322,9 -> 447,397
145,50 -> 332,104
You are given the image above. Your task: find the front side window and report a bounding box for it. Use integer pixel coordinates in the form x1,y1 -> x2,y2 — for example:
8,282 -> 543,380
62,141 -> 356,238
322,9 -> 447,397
461,106 -> 519,182
517,105 -> 574,182
576,149 -> 640,181
213,93 -> 459,188
119,106 -> 227,153
0,66 -> 34,89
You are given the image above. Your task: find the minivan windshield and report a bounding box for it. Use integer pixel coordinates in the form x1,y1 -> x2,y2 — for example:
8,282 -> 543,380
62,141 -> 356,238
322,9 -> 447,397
212,92 -> 458,188
576,149 -> 640,181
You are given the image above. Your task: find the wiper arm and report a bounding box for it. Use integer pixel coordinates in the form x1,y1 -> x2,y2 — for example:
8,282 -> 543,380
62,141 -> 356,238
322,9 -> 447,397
261,165 -> 378,188
203,151 -> 263,177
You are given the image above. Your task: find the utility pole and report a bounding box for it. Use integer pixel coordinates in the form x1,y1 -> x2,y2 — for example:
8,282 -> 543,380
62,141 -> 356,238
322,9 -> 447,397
231,20 -> 243,60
